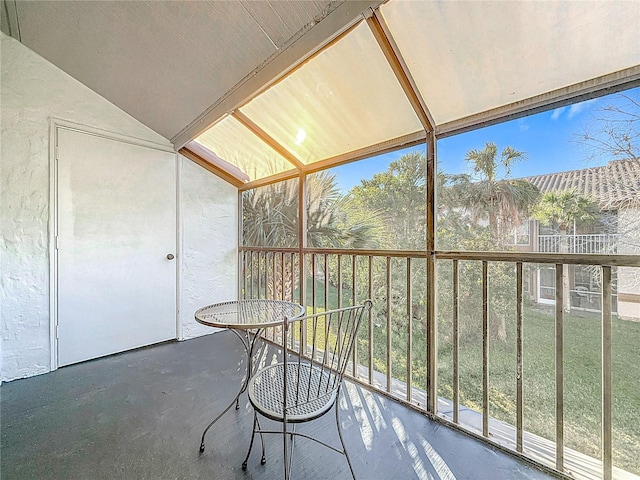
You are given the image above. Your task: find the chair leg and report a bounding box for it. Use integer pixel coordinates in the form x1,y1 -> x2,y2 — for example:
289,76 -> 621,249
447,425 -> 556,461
256,416 -> 266,464
242,412 -> 259,470
283,415 -> 289,480
335,398 -> 357,480
288,424 -> 296,474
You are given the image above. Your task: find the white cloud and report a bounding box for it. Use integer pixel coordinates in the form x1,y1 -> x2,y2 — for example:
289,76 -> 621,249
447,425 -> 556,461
518,119 -> 529,131
567,99 -> 596,119
551,107 -> 565,120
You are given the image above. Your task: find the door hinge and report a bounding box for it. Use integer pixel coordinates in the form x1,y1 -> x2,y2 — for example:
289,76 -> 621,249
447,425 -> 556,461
55,235 -> 59,250
55,324 -> 59,339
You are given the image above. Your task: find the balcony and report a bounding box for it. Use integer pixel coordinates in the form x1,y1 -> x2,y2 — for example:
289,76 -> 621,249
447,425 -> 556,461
240,246 -> 640,480
538,235 -> 621,255
2,250 -> 637,480
3,3 -> 639,480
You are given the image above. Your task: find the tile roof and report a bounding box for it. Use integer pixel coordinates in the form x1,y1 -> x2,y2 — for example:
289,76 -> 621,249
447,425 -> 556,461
525,159 -> 640,210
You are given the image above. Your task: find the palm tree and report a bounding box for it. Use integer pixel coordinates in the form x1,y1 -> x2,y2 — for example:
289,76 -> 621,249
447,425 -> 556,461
243,178 -> 299,248
243,171 -> 384,248
531,190 -> 599,242
457,142 -> 540,247
531,190 -> 599,311
242,171 -> 385,299
448,143 -> 539,341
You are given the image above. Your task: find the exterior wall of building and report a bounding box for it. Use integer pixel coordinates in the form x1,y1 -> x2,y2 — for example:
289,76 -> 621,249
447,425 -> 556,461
617,207 -> 640,320
1,33 -> 238,381
515,218 -> 639,319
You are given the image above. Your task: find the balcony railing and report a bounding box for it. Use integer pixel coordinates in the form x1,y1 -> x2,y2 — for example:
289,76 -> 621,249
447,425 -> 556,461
239,246 -> 640,480
538,234 -> 621,254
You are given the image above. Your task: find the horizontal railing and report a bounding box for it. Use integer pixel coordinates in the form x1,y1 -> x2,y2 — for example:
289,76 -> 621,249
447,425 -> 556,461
538,234 -> 621,254
239,246 -> 640,480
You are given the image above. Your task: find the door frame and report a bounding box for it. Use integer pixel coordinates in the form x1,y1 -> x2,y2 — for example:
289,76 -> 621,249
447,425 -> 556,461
48,118 -> 179,371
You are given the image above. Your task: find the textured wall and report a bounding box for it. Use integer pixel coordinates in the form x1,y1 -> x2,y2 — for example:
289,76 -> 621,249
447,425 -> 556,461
179,156 -> 237,339
1,33 -> 238,381
617,208 -> 640,320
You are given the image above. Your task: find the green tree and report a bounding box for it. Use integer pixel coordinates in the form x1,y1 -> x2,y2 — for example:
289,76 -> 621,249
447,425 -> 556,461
242,171 -> 384,299
350,151 -> 426,250
243,178 -> 299,248
437,143 -> 539,341
531,190 -> 599,239
346,152 -> 431,377
243,171 -> 383,249
531,190 -> 599,311
455,142 -> 540,247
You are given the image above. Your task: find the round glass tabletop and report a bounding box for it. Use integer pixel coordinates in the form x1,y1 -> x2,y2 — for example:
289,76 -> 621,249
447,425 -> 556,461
195,299 -> 305,329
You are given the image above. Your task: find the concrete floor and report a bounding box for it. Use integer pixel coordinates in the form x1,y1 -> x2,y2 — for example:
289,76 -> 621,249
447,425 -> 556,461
1,331 -> 560,479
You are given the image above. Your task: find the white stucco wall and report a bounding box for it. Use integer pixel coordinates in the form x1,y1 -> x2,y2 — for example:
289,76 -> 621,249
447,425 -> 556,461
617,207 -> 640,320
1,33 -> 239,381
179,155 -> 237,339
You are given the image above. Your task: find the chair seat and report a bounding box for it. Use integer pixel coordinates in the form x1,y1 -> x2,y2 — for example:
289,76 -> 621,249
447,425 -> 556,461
248,362 -> 337,423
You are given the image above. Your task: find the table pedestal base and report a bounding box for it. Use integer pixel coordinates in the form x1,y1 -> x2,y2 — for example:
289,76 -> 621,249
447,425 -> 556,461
198,328 -> 264,454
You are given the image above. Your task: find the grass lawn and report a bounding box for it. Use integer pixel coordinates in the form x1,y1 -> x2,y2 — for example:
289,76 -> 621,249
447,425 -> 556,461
437,305 -> 640,475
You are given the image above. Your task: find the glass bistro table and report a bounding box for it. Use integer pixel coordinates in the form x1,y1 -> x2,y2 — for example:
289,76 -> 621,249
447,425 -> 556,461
194,299 -> 305,454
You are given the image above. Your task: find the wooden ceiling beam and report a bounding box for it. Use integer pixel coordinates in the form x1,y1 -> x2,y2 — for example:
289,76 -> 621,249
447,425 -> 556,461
179,147 -> 245,189
232,110 -> 305,171
172,0 -> 385,149
366,9 -> 435,133
238,129 -> 426,191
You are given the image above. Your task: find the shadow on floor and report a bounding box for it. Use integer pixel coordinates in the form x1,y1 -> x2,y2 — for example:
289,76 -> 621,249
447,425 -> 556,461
1,331 -> 557,479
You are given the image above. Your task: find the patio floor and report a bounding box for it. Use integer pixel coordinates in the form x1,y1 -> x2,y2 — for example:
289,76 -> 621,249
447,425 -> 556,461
1,331 -> 560,479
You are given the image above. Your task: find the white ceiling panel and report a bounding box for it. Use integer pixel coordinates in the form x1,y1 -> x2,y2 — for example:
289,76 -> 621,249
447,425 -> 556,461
381,0 -> 640,126
10,0 -> 341,140
239,21 -> 422,164
194,115 -> 295,182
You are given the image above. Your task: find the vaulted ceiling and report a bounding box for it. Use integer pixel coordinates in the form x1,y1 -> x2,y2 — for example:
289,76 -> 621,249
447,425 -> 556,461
1,0 -> 367,140
3,0 -> 639,189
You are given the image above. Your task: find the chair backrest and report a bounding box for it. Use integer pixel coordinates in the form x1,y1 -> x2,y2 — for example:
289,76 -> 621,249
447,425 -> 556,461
282,301 -> 372,411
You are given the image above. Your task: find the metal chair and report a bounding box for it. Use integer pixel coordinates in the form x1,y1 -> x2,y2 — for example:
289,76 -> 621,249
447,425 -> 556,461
242,300 -> 372,479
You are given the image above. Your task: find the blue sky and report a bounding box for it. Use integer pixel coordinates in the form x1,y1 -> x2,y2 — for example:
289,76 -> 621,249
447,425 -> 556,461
333,87 -> 638,193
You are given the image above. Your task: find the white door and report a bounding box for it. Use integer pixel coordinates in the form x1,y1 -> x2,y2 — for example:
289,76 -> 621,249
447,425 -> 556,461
56,128 -> 177,367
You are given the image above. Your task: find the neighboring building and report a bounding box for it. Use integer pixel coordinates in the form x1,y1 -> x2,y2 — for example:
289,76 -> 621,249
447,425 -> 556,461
513,159 -> 640,319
